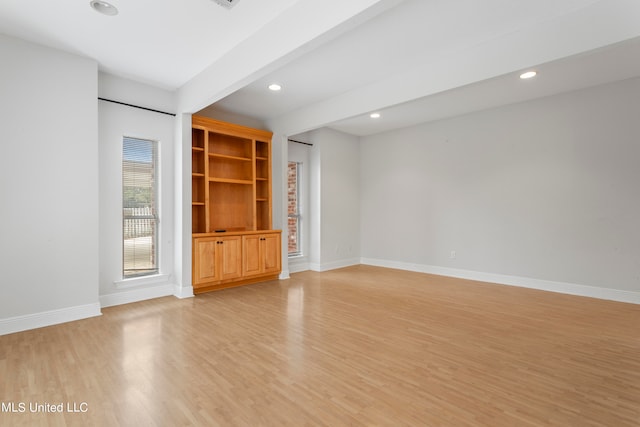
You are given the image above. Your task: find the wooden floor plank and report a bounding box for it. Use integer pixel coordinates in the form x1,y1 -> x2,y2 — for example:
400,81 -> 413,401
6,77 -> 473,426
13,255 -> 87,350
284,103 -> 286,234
1,265 -> 640,426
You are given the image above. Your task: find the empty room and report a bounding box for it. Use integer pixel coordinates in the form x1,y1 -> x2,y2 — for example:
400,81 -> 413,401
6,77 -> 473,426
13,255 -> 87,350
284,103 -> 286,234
1,0 -> 640,425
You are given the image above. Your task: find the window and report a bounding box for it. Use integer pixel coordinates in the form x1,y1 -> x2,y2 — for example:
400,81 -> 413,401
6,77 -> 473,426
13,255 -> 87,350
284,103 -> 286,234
122,137 -> 159,278
288,161 -> 301,256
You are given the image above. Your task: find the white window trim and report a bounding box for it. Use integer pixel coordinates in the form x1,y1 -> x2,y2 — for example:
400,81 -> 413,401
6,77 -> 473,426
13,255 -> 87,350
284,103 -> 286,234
122,136 -> 161,279
114,273 -> 170,289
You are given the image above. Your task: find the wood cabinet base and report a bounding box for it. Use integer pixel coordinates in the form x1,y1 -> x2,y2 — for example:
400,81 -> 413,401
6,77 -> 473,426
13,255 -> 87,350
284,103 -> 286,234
193,273 -> 280,294
192,230 -> 282,294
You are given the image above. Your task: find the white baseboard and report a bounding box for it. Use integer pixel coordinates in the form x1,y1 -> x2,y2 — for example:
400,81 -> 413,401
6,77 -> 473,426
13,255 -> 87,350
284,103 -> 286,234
0,303 -> 102,336
310,258 -> 360,272
289,255 -> 310,274
360,257 -> 640,305
279,270 -> 291,280
100,284 -> 175,308
289,262 -> 310,274
174,284 -> 194,299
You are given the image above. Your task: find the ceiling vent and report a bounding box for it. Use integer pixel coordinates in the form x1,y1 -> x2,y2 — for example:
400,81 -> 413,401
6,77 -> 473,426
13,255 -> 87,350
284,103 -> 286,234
211,0 -> 239,9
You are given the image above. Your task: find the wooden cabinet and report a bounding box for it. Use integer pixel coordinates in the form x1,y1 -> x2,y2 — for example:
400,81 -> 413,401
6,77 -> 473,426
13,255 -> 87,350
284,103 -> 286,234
192,231 -> 281,293
191,116 -> 281,293
193,236 -> 242,285
242,232 -> 282,277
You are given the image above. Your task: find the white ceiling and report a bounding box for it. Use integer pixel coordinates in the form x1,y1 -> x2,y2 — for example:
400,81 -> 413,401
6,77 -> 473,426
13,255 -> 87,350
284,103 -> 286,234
212,0 -> 640,136
328,37 -> 640,136
1,0 -> 640,136
213,0 -> 600,120
0,0 -> 300,89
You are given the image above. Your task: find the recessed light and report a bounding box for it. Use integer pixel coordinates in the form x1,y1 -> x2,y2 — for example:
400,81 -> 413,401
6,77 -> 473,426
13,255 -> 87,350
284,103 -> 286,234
211,0 -> 240,9
520,71 -> 537,79
268,84 -> 282,91
90,0 -> 118,16
370,112 -> 381,119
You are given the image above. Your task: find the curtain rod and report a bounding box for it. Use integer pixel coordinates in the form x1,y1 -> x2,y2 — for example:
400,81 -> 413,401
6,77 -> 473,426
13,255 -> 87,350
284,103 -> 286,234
288,138 -> 313,146
98,97 -> 176,117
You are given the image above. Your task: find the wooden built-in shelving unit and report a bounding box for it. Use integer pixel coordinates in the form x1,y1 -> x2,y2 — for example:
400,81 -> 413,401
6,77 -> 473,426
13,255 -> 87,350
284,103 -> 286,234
191,116 -> 281,294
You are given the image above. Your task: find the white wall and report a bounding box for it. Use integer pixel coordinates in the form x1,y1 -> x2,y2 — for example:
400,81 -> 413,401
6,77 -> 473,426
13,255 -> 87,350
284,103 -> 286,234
0,35 -> 100,334
98,73 -> 180,306
98,72 -> 175,114
308,128 -> 361,271
360,77 -> 640,300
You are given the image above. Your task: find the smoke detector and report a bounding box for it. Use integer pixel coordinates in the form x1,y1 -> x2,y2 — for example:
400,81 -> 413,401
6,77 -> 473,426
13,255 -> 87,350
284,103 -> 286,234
211,0 -> 240,9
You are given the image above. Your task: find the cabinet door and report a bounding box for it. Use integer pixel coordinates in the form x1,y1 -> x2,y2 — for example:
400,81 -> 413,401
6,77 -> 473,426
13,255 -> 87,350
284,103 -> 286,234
242,233 -> 281,277
193,238 -> 218,284
242,235 -> 262,277
261,233 -> 281,275
219,236 -> 242,280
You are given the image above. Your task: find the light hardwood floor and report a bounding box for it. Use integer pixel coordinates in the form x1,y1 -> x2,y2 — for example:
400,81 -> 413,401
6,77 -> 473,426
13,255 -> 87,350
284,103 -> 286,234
1,265 -> 639,426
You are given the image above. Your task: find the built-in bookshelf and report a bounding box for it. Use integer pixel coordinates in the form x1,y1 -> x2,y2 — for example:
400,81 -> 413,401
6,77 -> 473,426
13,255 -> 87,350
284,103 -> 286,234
191,116 -> 280,293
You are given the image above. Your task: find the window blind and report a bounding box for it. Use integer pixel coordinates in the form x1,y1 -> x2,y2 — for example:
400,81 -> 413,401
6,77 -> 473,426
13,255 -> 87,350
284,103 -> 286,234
287,161 -> 301,256
122,137 -> 159,278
